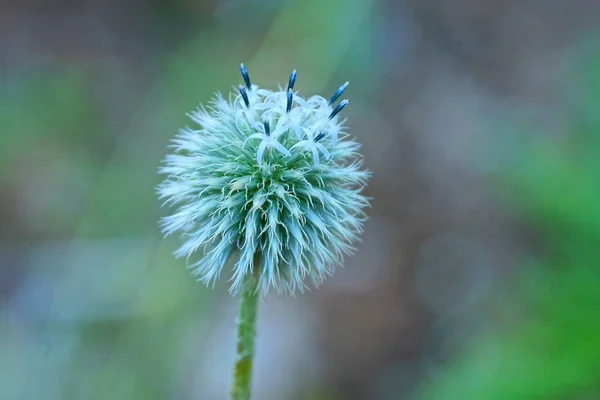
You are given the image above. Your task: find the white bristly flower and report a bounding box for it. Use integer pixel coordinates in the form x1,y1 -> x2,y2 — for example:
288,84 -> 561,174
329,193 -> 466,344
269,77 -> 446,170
244,120 -> 292,165
158,64 -> 370,295
290,130 -> 331,166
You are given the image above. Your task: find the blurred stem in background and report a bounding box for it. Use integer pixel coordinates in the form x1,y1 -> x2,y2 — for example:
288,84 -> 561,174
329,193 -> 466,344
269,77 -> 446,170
230,259 -> 260,400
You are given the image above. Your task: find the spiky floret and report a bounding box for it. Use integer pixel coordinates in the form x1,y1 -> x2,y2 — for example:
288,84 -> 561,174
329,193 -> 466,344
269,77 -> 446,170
158,65 -> 370,295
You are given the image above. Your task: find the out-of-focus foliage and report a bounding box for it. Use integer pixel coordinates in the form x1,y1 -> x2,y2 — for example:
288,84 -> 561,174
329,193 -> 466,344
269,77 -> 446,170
0,239 -> 207,400
420,45 -> 600,400
0,69 -> 101,165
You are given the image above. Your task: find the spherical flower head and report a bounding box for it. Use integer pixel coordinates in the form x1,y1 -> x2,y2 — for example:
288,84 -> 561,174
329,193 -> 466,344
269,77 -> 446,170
158,64 -> 370,295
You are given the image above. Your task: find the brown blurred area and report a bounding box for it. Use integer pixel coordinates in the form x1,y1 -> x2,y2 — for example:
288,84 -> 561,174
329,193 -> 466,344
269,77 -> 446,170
2,1 -> 600,399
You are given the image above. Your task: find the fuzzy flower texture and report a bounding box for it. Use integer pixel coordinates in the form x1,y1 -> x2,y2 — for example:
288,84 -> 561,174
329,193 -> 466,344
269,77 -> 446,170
158,64 -> 370,295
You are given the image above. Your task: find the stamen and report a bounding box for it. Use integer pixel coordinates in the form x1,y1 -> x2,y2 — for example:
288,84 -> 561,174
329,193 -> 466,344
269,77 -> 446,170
287,69 -> 297,91
286,90 -> 293,113
263,121 -> 270,136
314,131 -> 326,142
328,81 -> 349,105
239,85 -> 249,107
329,99 -> 349,120
240,63 -> 251,89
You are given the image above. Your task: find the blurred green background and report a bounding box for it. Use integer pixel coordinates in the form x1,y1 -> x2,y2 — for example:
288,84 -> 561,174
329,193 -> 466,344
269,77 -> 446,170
1,1 -> 600,399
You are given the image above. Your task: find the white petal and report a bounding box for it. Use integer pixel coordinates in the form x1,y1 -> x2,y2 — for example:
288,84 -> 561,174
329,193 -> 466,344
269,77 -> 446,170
257,141 -> 267,165
307,95 -> 327,108
271,141 -> 292,157
303,128 -> 315,141
243,133 -> 265,148
255,88 -> 272,96
311,148 -> 320,166
329,126 -> 340,146
290,140 -> 308,151
293,125 -> 305,140
271,118 -> 288,137
253,102 -> 272,110
247,133 -> 265,140
316,143 -> 331,160
248,118 -> 262,131
294,95 -> 308,107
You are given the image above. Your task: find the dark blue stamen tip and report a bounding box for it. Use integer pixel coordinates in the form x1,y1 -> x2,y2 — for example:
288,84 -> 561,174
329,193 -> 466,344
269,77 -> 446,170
329,99 -> 349,120
328,81 -> 349,105
314,131 -> 326,142
287,69 -> 297,91
263,121 -> 270,136
239,85 -> 249,107
240,63 -> 251,89
286,90 -> 293,113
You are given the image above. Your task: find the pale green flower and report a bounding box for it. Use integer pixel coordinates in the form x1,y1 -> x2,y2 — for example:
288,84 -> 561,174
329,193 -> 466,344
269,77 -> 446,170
158,64 -> 370,295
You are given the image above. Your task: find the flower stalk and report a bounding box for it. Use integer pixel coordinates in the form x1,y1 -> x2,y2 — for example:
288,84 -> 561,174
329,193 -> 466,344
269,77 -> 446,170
230,257 -> 260,400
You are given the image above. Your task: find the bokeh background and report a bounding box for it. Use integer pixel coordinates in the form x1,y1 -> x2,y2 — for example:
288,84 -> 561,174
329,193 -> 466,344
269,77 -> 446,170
2,1 -> 600,399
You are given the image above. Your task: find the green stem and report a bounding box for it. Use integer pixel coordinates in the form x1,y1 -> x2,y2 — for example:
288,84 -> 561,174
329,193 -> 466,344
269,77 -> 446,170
230,261 -> 260,400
